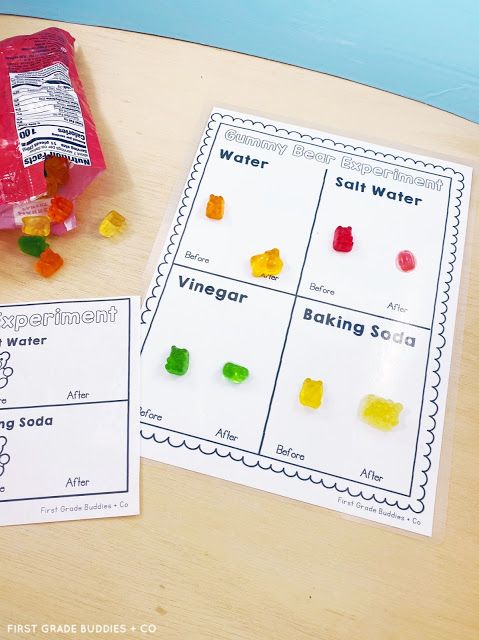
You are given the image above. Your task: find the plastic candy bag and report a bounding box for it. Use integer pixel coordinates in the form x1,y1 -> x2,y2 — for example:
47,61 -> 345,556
0,27 -> 105,230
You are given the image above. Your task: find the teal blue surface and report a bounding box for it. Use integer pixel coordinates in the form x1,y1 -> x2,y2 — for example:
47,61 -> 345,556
1,0 -> 478,122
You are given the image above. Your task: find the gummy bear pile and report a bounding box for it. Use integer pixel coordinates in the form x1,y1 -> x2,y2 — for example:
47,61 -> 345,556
15,156 -> 76,277
13,156 -> 127,277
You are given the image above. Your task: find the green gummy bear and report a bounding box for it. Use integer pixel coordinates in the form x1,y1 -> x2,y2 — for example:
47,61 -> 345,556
223,362 -> 249,383
165,346 -> 189,376
18,235 -> 49,257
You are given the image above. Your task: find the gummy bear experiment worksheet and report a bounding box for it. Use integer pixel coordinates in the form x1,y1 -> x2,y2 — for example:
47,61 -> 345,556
0,297 -> 139,526
140,109 -> 472,536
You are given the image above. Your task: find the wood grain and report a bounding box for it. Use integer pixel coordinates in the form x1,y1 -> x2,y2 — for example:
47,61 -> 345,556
0,14 -> 478,640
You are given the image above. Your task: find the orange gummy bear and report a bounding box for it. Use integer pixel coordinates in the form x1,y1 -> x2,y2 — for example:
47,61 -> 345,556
35,248 -> 64,277
206,195 -> 224,220
48,196 -> 74,223
44,156 -> 69,196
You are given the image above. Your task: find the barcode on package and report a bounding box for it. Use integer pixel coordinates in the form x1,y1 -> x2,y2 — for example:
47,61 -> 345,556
9,62 -> 91,167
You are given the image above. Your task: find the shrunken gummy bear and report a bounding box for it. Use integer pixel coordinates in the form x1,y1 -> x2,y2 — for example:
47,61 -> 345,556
206,195 -> 224,220
299,378 -> 323,409
396,250 -> 416,272
333,226 -> 353,252
223,362 -> 249,383
35,248 -> 63,277
250,248 -> 283,277
359,394 -> 403,431
165,346 -> 189,376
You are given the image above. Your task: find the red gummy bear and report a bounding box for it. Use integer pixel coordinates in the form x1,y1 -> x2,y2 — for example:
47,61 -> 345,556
333,226 -> 353,252
396,250 -> 416,272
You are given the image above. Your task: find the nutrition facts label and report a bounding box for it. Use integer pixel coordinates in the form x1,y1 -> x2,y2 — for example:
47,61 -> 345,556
9,62 -> 90,167
140,109 -> 471,535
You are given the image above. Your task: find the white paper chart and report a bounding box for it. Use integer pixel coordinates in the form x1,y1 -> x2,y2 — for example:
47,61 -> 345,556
0,297 -> 139,526
140,109 -> 472,535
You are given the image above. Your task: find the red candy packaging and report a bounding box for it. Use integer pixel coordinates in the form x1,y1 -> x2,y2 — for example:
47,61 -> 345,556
0,28 -> 105,230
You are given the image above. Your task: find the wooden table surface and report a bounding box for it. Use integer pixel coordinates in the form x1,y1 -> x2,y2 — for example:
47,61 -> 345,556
0,14 -> 478,640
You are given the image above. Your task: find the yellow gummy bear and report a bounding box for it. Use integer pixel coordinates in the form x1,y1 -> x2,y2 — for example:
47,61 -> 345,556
99,210 -> 126,237
250,248 -> 283,277
22,215 -> 50,237
359,395 -> 403,431
299,378 -> 323,409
